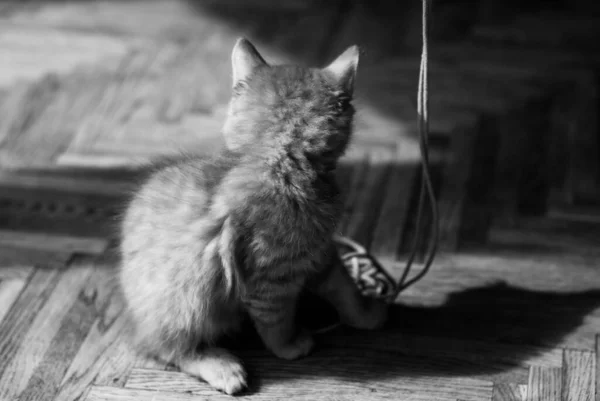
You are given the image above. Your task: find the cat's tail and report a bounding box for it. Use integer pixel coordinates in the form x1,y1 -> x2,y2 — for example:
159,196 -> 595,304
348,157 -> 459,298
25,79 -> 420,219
202,216 -> 240,297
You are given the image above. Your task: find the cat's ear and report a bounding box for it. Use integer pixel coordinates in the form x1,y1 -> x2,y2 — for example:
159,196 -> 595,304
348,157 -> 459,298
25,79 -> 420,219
323,45 -> 359,95
231,38 -> 267,87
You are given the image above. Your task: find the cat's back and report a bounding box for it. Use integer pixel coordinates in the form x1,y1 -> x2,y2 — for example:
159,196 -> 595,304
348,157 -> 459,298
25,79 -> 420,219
121,151 -> 241,242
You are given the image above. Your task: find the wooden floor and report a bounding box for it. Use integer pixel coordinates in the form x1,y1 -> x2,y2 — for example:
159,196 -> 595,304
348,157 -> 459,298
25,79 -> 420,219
0,1 -> 599,400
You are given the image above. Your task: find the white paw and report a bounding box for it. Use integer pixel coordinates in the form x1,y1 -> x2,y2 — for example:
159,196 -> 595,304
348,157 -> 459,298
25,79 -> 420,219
183,351 -> 247,395
272,329 -> 315,360
204,357 -> 247,395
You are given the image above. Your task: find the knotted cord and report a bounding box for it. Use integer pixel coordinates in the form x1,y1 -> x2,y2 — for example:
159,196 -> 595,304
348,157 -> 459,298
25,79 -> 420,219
319,0 -> 437,333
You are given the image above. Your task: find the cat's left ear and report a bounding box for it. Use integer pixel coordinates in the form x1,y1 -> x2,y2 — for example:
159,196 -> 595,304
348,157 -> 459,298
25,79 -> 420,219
231,38 -> 268,87
323,45 -> 359,95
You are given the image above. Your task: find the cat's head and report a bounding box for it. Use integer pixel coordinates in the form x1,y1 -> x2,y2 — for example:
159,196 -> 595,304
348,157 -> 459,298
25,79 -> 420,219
223,38 -> 359,168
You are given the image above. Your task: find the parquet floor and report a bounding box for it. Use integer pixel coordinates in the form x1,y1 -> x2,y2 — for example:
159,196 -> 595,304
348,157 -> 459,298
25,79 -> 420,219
0,1 -> 599,400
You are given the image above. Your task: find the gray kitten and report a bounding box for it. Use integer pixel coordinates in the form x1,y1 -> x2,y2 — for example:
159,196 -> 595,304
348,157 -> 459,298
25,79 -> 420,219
119,38 -> 388,395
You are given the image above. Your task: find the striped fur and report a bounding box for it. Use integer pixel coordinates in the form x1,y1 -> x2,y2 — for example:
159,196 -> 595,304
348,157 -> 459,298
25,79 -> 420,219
118,38 -> 386,395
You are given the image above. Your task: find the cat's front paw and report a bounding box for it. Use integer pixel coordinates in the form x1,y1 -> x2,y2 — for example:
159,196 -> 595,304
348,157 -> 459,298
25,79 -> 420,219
271,328 -> 315,360
344,298 -> 389,330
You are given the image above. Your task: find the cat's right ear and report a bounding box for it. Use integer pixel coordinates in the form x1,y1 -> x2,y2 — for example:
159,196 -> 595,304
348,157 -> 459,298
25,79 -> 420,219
323,45 -> 359,95
231,38 -> 267,88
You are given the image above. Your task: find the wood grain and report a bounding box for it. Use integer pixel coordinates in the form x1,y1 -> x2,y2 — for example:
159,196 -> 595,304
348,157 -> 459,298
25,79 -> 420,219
526,366 -> 561,401
597,335 -> 600,401
488,218 -> 600,255
0,264 -> 34,280
86,386 -> 239,401
0,277 -> 27,323
0,263 -> 94,400
0,169 -> 133,197
18,271 -> 101,401
0,185 -> 121,238
336,150 -> 369,234
562,349 -> 595,401
492,383 -> 526,401
320,332 -> 563,370
343,148 -> 393,247
124,367 -> 493,401
0,245 -> 73,268
437,123 -> 478,252
370,141 -> 420,260
549,72 -> 599,206
0,269 -> 61,384
0,230 -> 108,255
54,257 -> 137,401
489,107 -> 537,225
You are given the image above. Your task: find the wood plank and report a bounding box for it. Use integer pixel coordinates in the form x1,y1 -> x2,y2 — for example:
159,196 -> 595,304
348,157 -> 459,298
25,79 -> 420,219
193,0 -> 344,66
0,186 -> 121,239
18,266 -> 103,401
0,25 -> 135,168
86,386 -> 232,401
435,43 -> 593,72
0,25 -> 128,87
547,204 -> 600,224
597,335 -> 600,401
0,170 -> 133,197
351,104 -> 405,148
0,269 -> 62,396
488,218 -> 600,255
548,72 -> 599,206
370,139 -> 420,261
0,277 -> 27,323
336,147 -> 364,200
0,261 -> 94,400
0,265 -> 34,280
343,148 -> 394,248
562,349 -> 595,401
474,13 -> 600,50
492,383 -> 526,401
125,365 -> 493,401
336,149 -> 369,234
0,230 -> 108,255
56,152 -> 145,169
437,122 -> 479,252
318,331 -> 561,385
0,1 -> 225,40
526,366 -> 562,401
56,39 -> 231,162
363,61 -> 539,115
0,245 -> 73,268
456,115 -> 499,247
490,101 -> 548,224
55,313 -> 133,400
387,251 -> 600,351
133,355 -> 169,371
55,254 -> 137,401
400,251 -> 600,298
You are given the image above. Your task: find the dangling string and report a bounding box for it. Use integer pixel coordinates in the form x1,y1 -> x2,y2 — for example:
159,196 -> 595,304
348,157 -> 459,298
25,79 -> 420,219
392,0 -> 437,298
341,0 -> 437,301
315,0 -> 437,334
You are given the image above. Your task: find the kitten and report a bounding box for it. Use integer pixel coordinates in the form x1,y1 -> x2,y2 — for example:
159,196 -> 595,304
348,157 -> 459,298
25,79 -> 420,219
119,38 -> 388,395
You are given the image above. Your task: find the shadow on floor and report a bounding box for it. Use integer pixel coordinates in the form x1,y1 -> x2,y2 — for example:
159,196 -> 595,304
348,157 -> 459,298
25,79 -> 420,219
225,282 -> 600,392
3,161 -> 594,389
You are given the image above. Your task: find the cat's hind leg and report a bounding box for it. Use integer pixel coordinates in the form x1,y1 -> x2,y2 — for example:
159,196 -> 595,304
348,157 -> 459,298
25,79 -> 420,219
133,321 -> 247,395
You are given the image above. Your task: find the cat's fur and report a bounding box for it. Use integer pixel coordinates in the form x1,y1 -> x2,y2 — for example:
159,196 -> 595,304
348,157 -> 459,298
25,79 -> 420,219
119,38 -> 388,395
